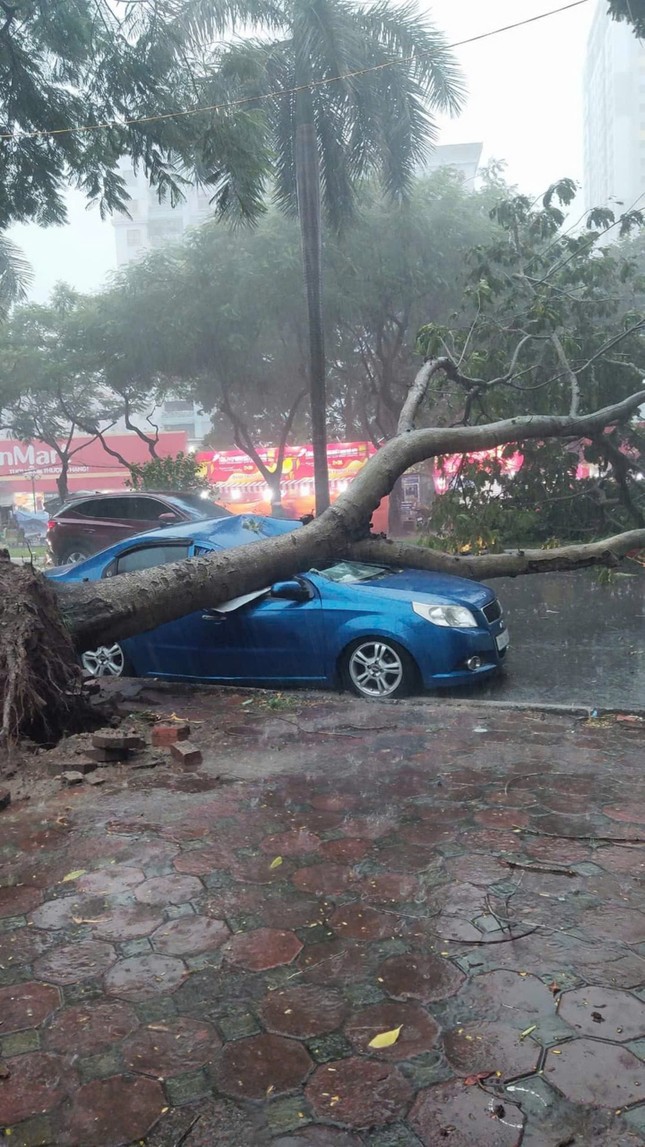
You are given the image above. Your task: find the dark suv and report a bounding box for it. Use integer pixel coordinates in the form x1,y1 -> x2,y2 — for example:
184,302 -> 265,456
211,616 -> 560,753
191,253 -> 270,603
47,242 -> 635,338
46,491 -> 231,565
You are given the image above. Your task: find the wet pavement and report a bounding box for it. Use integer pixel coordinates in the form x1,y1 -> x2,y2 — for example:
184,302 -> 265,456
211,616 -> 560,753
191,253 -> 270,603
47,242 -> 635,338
2,689 -> 645,1145
465,565 -> 645,710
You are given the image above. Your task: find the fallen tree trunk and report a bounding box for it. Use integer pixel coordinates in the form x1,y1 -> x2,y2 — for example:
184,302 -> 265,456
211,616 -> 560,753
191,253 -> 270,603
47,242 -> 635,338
57,391 -> 645,649
3,388 -> 645,742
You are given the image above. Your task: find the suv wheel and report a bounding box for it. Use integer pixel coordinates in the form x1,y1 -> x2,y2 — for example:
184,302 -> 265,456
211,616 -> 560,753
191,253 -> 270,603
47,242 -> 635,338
60,544 -> 91,565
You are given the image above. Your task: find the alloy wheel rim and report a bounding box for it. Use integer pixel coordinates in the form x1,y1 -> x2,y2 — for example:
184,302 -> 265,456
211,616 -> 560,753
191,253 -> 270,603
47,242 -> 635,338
349,641 -> 403,698
82,644 -> 125,678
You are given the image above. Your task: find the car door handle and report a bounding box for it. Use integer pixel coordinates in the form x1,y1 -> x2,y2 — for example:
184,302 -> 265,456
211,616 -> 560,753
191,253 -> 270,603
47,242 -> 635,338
201,611 -> 225,622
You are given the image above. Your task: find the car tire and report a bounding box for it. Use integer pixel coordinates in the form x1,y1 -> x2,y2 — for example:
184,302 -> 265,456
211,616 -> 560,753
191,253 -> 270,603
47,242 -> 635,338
59,543 -> 92,565
341,637 -> 419,700
81,643 -> 133,679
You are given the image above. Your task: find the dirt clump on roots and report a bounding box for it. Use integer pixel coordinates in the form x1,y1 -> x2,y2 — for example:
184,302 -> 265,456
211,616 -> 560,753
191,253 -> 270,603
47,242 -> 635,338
0,552 -> 87,745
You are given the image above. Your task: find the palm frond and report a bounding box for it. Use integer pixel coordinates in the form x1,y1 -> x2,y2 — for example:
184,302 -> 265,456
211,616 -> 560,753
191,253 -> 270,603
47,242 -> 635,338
0,237 -> 34,316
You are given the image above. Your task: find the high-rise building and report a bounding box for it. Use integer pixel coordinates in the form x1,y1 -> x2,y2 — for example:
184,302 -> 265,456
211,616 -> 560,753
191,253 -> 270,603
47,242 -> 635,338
112,160 -> 214,267
420,142 -> 483,187
584,2 -> 645,213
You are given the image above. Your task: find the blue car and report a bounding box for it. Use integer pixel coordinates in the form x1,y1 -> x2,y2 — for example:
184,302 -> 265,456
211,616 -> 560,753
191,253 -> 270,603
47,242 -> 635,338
47,515 -> 509,699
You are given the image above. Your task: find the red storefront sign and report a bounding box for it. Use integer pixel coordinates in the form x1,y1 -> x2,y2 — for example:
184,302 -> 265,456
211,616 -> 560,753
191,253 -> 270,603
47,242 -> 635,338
197,441 -> 375,488
0,431 -> 188,495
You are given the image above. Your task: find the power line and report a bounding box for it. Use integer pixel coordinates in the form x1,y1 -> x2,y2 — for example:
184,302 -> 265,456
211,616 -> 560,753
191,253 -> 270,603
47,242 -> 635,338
0,0 -> 591,143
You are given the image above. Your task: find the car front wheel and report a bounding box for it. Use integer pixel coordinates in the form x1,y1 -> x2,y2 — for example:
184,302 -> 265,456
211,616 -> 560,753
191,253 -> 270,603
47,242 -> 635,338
81,643 -> 131,678
341,637 -> 418,700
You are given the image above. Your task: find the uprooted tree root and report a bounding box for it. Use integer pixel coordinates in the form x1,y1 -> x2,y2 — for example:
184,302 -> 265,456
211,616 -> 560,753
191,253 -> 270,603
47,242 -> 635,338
0,552 -> 89,745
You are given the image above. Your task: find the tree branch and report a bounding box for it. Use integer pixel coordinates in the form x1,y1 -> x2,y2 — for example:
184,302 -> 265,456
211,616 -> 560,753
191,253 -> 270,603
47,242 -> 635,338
348,530 -> 645,581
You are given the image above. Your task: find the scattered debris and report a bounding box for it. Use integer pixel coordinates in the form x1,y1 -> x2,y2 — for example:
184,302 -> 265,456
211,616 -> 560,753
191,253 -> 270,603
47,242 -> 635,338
60,770 -> 85,785
151,722 -> 191,746
170,741 -> 203,767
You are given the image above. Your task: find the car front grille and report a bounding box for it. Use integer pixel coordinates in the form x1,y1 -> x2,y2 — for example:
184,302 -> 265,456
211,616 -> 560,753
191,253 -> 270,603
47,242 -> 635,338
482,599 -> 502,624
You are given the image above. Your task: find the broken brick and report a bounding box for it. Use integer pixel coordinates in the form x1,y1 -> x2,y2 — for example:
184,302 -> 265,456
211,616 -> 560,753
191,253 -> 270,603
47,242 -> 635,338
151,723 -> 191,747
170,742 -> 202,767
61,771 -> 85,785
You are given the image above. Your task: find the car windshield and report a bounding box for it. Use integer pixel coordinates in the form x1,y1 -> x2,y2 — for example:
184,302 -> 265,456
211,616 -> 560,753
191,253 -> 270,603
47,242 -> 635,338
311,561 -> 394,584
171,494 -> 232,518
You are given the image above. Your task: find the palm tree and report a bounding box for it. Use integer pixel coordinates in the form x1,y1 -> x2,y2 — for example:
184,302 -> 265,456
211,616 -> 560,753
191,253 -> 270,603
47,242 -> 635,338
214,0 -> 464,513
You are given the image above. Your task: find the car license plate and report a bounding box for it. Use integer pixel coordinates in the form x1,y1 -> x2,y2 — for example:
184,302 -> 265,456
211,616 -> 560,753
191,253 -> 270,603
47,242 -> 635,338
496,629 -> 510,651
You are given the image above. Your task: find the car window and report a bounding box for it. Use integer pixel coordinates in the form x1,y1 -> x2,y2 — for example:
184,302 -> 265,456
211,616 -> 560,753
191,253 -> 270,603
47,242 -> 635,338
123,496 -> 167,520
311,561 -> 395,584
68,498 -> 111,518
75,497 -> 135,520
169,494 -> 232,519
113,543 -> 191,575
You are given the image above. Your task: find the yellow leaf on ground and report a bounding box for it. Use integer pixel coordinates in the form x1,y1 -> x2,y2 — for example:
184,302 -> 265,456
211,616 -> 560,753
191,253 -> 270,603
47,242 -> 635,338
269,856 -> 283,869
368,1025 -> 403,1049
62,869 -> 86,883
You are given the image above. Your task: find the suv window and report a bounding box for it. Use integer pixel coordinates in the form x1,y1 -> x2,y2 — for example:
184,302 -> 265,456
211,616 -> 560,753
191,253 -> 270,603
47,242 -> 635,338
122,496 -> 168,520
113,543 -> 191,575
71,497 -> 134,520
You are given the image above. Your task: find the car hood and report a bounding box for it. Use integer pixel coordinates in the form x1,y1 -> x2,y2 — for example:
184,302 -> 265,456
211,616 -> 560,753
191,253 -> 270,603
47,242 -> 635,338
325,568 -> 495,611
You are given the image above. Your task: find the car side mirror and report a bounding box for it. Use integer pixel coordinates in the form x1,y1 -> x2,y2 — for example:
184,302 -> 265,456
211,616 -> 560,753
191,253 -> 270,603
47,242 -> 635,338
158,512 -> 179,524
271,579 -> 310,602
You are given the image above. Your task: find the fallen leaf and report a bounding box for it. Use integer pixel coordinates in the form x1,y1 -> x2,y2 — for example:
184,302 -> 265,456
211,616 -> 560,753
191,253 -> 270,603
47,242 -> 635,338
269,856 -> 283,870
368,1025 -> 403,1049
519,1025 -> 537,1040
463,1072 -> 492,1086
62,869 -> 86,883
71,916 -> 105,926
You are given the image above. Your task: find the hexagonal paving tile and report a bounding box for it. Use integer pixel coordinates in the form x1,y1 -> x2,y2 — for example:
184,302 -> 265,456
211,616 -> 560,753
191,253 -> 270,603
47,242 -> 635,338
92,904 -> 166,942
215,1033 -> 313,1099
62,1074 -> 165,1147
305,1057 -> 413,1128
345,1000 -> 439,1060
544,1040 -> 645,1106
43,999 -> 139,1054
273,1132 -> 362,1147
28,894 -> 92,931
328,903 -> 397,941
33,940 -> 117,985
259,985 -> 348,1038
558,987 -> 645,1041
122,1016 -> 221,1077
223,927 -> 302,971
457,969 -> 557,1023
150,915 -> 230,956
318,838 -> 370,864
292,864 -> 353,896
135,874 -> 203,905
444,1022 -> 541,1081
77,864 -> 145,895
0,981 -> 60,1033
358,872 -> 421,904
408,1080 -> 524,1146
104,954 -> 187,1000
173,845 -> 233,875
0,1052 -> 73,1125
260,829 -> 322,857
0,883 -> 43,918
378,953 -> 465,1003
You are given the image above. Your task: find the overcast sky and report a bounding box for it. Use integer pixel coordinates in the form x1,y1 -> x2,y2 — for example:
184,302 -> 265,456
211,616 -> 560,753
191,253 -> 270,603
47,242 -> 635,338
9,0 -> 596,302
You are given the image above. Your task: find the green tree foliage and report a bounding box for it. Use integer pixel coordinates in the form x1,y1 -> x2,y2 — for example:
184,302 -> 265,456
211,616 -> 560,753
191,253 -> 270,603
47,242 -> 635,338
126,452 -> 209,491
0,285 -> 105,497
0,0 -> 271,231
415,181 -> 645,547
608,0 -> 645,38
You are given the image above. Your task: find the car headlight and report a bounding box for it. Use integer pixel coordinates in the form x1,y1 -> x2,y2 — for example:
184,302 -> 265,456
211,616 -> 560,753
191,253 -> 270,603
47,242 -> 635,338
412,601 -> 478,628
